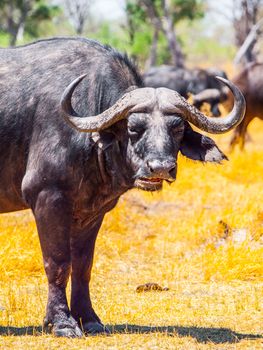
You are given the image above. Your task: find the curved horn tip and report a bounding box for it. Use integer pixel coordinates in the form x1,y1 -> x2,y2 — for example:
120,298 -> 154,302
61,73 -> 88,101
214,76 -> 231,87
72,73 -> 88,83
175,75 -> 246,134
60,73 -> 88,118
64,74 -> 88,95
215,75 -> 227,82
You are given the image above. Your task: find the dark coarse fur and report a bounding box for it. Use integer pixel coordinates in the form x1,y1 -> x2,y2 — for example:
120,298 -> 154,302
0,37 -> 226,337
0,37 -> 142,210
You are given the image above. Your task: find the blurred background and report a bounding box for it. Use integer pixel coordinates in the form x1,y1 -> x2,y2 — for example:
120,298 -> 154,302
0,0 -> 262,72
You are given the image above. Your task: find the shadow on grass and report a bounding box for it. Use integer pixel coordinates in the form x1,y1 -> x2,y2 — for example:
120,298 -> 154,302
0,324 -> 262,344
108,324 -> 263,344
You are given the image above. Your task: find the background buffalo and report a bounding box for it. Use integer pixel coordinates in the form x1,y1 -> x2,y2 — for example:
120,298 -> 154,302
143,66 -> 228,116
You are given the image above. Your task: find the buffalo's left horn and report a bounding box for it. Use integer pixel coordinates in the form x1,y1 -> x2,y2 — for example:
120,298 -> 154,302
60,74 -> 156,132
161,76 -> 246,134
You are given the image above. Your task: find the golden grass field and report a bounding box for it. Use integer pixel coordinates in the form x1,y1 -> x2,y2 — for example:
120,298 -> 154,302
0,119 -> 262,349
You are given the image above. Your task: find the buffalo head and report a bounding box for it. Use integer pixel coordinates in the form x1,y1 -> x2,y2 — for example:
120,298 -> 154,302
60,75 -> 245,191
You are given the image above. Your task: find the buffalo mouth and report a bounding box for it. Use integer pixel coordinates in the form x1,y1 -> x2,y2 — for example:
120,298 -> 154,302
135,177 -> 163,191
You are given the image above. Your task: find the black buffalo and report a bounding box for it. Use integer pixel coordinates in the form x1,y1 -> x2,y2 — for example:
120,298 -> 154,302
144,65 -> 228,116
0,37 -> 245,337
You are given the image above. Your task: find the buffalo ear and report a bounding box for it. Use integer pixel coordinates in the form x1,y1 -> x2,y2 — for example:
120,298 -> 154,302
180,123 -> 228,163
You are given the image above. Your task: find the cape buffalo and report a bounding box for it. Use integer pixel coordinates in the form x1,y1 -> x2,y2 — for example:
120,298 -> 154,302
0,37 -> 245,337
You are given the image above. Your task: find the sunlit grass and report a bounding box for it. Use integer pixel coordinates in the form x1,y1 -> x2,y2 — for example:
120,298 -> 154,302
0,120 -> 262,349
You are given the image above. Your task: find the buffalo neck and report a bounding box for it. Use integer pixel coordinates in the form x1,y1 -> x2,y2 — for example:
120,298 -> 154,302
70,132 -> 133,228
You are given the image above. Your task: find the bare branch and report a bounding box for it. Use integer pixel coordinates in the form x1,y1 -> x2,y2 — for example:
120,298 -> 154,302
234,18 -> 263,64
63,0 -> 92,34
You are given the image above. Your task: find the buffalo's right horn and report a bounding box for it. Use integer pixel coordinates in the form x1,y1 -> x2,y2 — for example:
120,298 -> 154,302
60,74 -> 156,132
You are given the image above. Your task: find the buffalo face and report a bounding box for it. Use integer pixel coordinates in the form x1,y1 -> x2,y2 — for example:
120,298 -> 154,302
127,111 -> 184,191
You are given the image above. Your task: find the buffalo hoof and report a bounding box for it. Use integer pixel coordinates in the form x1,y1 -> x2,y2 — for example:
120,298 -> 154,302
53,324 -> 83,338
44,316 -> 84,338
83,322 -> 110,335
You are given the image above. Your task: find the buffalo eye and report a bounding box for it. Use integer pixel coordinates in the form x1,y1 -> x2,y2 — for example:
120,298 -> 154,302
172,125 -> 184,134
128,125 -> 145,141
170,119 -> 184,136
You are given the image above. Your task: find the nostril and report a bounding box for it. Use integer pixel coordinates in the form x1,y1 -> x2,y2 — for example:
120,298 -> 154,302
146,160 -> 154,173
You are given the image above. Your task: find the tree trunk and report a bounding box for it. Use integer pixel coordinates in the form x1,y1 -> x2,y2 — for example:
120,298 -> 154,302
76,19 -> 84,35
162,0 -> 185,68
146,27 -> 159,69
6,3 -> 17,46
6,1 -> 30,46
234,18 -> 263,65
9,31 -> 18,46
233,0 -> 262,64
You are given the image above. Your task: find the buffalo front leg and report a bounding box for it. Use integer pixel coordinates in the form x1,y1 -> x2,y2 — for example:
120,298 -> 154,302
230,116 -> 252,151
32,188 -> 83,337
70,217 -> 109,335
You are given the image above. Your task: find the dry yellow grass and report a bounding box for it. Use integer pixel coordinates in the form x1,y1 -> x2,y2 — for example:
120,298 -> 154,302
0,120 -> 262,349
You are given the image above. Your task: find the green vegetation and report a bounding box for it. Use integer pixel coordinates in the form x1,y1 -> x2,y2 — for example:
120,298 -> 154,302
0,0 -> 60,46
0,0 -> 237,69
125,0 -> 205,66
